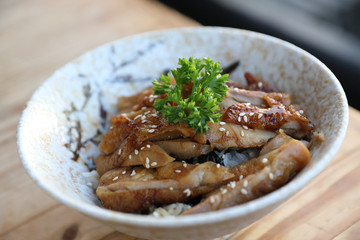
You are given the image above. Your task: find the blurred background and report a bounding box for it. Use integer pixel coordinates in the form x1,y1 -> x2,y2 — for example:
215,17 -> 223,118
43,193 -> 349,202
159,0 -> 360,109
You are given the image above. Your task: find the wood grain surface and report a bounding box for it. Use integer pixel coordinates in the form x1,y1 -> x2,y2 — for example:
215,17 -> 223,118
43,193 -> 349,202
1,0 -> 359,239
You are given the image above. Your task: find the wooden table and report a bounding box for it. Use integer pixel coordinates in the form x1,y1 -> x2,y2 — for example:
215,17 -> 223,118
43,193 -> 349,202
1,0 -> 359,239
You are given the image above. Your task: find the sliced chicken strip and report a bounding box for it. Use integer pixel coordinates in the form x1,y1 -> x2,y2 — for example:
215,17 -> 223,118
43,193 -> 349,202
221,97 -> 314,138
244,72 -> 279,93
119,142 -> 175,168
220,88 -> 291,111
259,130 -> 292,156
201,122 -> 276,150
183,138 -> 310,215
154,139 -> 213,159
117,86 -> 153,113
98,114 -> 133,155
96,162 -> 234,213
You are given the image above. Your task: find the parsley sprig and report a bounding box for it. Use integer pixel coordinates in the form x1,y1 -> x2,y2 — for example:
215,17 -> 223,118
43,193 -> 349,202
152,57 -> 229,133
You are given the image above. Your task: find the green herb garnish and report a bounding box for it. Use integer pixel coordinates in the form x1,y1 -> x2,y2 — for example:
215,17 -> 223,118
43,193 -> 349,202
152,57 -> 229,133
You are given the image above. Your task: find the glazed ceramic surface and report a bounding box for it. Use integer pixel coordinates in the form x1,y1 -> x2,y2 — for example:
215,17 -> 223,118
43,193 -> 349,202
17,27 -> 348,240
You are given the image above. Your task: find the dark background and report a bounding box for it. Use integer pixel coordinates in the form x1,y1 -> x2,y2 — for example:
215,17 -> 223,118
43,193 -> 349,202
160,0 -> 360,109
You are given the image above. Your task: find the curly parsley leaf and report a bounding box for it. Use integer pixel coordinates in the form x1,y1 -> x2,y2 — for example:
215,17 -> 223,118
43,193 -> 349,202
152,57 -> 229,133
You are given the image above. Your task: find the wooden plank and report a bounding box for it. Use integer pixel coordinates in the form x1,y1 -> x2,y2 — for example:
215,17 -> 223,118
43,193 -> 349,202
1,205 -> 126,240
333,219 -> 360,240
0,167 -> 58,234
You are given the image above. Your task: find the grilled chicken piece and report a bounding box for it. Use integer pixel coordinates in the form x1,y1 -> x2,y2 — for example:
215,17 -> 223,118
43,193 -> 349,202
244,72 -> 279,93
231,131 -> 292,179
220,88 -> 291,111
183,137 -> 310,215
115,141 -> 175,168
98,114 -> 133,155
96,162 -> 234,213
195,122 -> 276,150
154,139 -> 213,159
96,108 -> 196,176
222,95 -> 314,139
259,130 -> 292,156
117,86 -> 153,113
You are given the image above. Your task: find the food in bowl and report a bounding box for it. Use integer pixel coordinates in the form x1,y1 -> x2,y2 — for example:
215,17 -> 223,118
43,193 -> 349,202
95,57 -> 317,214
17,27 -> 348,240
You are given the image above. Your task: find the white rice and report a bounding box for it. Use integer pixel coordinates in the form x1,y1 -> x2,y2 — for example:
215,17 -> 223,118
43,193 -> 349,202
82,170 -> 99,189
150,203 -> 191,217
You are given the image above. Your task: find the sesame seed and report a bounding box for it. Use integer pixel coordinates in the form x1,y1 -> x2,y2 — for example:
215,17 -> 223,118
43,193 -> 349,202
299,110 -> 304,114
141,115 -> 146,120
221,188 -> 228,194
229,181 -> 236,188
145,157 -> 150,168
129,154 -> 132,159
240,112 -> 245,116
241,130 -> 245,137
147,144 -> 151,148
140,146 -> 145,150
118,149 -> 122,155
269,172 -> 275,180
193,144 -> 196,148
134,149 -> 139,155
144,111 -> 151,115
249,112 -> 254,116
148,129 -> 155,133
226,131 -> 230,136
113,176 -> 119,181
130,170 -> 136,176
210,196 -> 215,203
220,121 -> 226,125
244,115 -> 248,122
184,188 -> 192,197
216,163 -> 221,168
238,116 -> 242,122
241,188 -> 248,195
258,113 -> 263,119
243,180 -> 248,187
150,125 -> 157,128
183,162 -> 188,168
175,170 -> 181,173
258,82 -> 263,88
141,120 -> 147,123
239,175 -> 244,180
122,170 -> 126,174
242,125 -> 248,130
169,187 -> 174,191
150,113 -> 158,117
151,162 -> 157,166
219,127 -> 226,132
134,114 -> 142,120
141,106 -> 147,110
262,158 -> 268,164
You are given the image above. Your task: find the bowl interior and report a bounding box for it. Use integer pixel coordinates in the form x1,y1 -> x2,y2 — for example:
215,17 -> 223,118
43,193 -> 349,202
17,27 -> 348,237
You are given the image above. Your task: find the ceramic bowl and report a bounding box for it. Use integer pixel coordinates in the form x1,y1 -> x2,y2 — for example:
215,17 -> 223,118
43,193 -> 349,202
17,27 -> 348,240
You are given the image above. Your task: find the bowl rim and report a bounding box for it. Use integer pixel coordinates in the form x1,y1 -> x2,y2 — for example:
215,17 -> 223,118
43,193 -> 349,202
17,26 -> 349,227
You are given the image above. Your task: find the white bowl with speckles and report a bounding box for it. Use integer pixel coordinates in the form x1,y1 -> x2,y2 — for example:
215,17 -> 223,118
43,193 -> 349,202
17,27 -> 348,240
